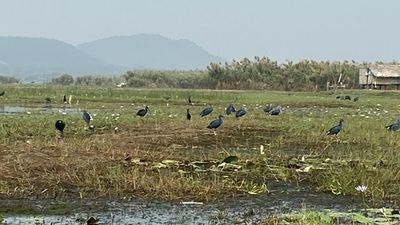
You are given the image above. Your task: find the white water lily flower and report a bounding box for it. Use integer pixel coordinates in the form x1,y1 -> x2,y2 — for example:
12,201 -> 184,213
355,184 -> 367,193
260,145 -> 264,155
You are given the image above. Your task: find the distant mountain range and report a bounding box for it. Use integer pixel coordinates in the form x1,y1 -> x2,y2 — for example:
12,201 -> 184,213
78,34 -> 222,70
0,34 -> 222,81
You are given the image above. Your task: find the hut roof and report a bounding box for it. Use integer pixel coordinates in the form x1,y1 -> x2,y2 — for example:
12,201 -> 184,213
368,64 -> 400,78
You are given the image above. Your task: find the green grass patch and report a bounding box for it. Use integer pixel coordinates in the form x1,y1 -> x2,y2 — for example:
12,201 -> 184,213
262,208 -> 400,225
0,85 -> 400,203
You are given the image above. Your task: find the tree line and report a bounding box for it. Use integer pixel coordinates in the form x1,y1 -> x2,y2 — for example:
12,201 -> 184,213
0,75 -> 19,84
48,58 -> 364,91
207,57 -> 360,90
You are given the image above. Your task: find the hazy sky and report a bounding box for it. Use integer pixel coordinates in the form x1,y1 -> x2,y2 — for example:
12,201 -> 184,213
1,0 -> 399,62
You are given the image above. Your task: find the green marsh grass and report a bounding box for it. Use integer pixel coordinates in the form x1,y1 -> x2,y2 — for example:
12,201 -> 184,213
0,84 -> 400,204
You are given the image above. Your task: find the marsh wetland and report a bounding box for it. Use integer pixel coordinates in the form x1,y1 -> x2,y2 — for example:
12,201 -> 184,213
0,85 -> 399,224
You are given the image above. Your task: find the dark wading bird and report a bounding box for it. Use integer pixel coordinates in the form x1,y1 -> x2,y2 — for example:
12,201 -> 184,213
86,217 -> 99,225
137,106 -> 149,117
0,91 -> 5,96
188,96 -> 192,104
63,95 -> 67,103
207,115 -> 223,129
353,96 -> 359,102
186,108 -> 191,120
82,110 -> 91,126
344,95 -> 351,100
45,97 -> 51,104
269,106 -> 282,116
226,103 -> 236,115
200,105 -> 213,117
264,104 -> 273,113
55,120 -> 65,134
327,119 -> 344,135
385,119 -> 400,131
235,107 -> 247,118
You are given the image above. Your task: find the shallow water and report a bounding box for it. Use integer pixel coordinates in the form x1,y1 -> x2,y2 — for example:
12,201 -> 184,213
0,105 -> 81,115
0,106 -> 25,114
1,181 -> 367,225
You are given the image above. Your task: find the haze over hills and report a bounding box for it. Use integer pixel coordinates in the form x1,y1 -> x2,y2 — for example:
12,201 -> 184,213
0,34 -> 222,81
0,37 -> 121,80
77,34 -> 223,70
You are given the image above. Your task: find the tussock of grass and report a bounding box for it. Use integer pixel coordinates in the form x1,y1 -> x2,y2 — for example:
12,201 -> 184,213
262,208 -> 400,225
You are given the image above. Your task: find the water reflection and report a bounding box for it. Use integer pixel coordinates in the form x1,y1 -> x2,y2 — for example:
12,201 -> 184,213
1,181 -> 371,225
0,105 -> 26,114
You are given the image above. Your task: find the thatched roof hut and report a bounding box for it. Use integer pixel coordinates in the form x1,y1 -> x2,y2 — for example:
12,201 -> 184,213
359,64 -> 400,88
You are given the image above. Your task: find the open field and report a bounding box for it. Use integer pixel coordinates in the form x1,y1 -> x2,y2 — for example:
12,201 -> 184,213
0,85 -> 400,223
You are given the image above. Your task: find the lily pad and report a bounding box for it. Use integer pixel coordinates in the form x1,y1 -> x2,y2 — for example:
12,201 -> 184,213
151,162 -> 168,169
161,159 -> 179,165
222,155 -> 239,164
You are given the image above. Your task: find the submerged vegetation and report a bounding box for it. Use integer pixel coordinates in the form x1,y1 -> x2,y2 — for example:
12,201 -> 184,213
262,208 -> 400,225
0,85 -> 400,217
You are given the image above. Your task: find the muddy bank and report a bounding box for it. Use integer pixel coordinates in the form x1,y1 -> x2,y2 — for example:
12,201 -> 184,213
1,181 -> 368,225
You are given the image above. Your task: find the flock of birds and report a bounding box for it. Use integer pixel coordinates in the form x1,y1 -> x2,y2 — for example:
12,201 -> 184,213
15,93 -> 397,136
53,95 -> 286,135
336,95 -> 359,102
189,97 -> 284,129
0,90 -> 398,135
52,94 -> 355,137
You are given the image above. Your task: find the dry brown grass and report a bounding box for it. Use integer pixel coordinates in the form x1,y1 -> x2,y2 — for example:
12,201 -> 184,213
0,119 -> 275,201
2,86 -> 400,205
